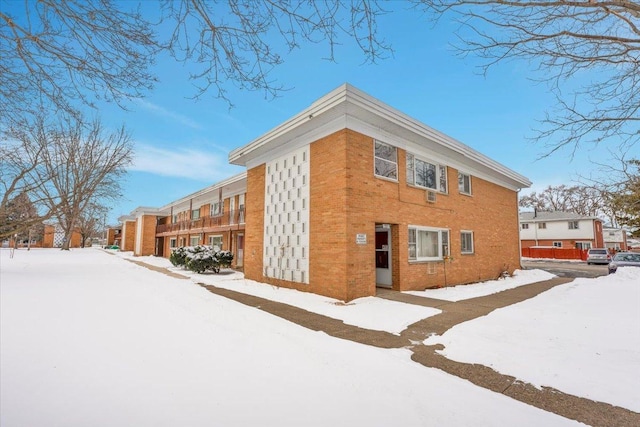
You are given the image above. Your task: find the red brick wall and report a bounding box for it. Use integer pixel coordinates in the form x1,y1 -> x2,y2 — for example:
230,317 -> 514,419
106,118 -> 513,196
243,129 -> 522,301
244,165 -> 266,282
136,215 -> 157,256
122,221 -> 136,251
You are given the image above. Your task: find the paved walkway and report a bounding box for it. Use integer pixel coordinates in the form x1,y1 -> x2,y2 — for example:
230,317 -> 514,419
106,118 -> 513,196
126,258 -> 639,427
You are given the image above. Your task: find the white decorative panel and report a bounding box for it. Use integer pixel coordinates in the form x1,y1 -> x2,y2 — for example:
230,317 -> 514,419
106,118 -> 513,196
263,146 -> 310,284
53,226 -> 65,248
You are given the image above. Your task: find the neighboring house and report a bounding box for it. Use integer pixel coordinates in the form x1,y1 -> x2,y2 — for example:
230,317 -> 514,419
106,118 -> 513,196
228,84 -> 531,301
519,211 -> 604,250
40,224 -> 83,248
4,224 -> 82,249
106,227 -> 122,246
117,173 -> 247,269
603,227 -> 628,252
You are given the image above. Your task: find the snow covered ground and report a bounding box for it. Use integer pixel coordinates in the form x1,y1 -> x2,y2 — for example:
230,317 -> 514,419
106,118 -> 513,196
406,268 -> 556,302
117,251 -> 556,329
0,248 -> 587,426
425,268 -> 640,412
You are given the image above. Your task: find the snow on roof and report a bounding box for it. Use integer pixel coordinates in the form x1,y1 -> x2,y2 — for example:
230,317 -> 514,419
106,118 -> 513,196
519,211 -> 600,222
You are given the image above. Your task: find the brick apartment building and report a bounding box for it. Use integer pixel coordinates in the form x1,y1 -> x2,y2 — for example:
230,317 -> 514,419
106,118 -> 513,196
116,173 -> 247,269
117,84 -> 531,301
229,84 -> 531,301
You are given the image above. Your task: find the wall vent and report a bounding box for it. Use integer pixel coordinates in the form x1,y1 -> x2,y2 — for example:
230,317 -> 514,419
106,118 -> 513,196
426,190 -> 437,203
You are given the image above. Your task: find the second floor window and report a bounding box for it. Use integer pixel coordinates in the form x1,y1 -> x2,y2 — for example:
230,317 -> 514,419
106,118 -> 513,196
569,221 -> 579,230
374,140 -> 397,180
210,201 -> 222,217
406,153 -> 447,192
458,172 -> 471,195
521,223 -> 529,229
538,222 -> 547,229
191,209 -> 200,220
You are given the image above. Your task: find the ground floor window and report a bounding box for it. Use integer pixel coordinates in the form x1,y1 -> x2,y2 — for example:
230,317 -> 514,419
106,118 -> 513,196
208,235 -> 223,251
576,241 -> 592,250
190,235 -> 200,246
169,238 -> 177,248
553,241 -> 562,247
408,226 -> 449,261
460,231 -> 474,254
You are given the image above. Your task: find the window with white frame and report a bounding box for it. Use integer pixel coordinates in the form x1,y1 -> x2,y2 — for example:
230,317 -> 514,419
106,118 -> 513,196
521,223 -> 529,229
191,209 -> 200,220
553,241 -> 562,247
169,238 -> 177,248
208,235 -> 223,251
408,226 -> 450,261
172,214 -> 178,224
210,201 -> 222,217
458,172 -> 472,195
538,222 -> 547,229
568,221 -> 579,230
460,231 -> 474,254
190,236 -> 200,246
374,141 -> 397,180
406,153 -> 447,192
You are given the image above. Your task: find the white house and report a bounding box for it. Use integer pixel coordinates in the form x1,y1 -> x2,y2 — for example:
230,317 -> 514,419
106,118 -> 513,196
519,211 -> 604,250
603,227 -> 628,251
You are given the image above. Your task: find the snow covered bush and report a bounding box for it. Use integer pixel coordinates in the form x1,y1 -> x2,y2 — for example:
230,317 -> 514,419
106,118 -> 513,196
170,246 -> 234,274
185,245 -> 217,273
215,250 -> 234,269
169,246 -> 188,267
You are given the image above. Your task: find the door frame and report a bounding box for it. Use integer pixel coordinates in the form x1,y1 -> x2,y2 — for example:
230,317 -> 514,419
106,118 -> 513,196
375,225 -> 392,288
236,232 -> 244,267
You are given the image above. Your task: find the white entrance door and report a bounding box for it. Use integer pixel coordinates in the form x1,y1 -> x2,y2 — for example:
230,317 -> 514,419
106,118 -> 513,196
375,227 -> 392,288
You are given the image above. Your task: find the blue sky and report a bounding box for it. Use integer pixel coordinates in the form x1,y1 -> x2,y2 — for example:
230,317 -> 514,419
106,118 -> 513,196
92,3 -> 632,225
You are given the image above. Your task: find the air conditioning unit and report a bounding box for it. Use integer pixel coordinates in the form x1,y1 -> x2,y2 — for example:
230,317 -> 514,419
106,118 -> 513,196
426,190 -> 437,203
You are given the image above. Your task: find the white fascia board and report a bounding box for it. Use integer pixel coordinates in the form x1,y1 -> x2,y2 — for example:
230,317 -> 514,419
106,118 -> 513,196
232,84 -> 530,189
244,114 -> 348,169
344,88 -> 531,188
130,207 -> 163,218
157,172 -> 247,214
520,216 -> 600,223
344,115 -> 527,191
229,85 -> 349,164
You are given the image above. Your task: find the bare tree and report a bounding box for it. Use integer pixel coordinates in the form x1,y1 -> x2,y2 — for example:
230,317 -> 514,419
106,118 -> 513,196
160,0 -> 390,104
519,184 -> 606,217
0,0 -> 157,126
610,159 -> 640,234
0,192 -> 44,243
1,0 -> 389,124
414,1 -> 640,155
76,202 -> 109,248
0,117 -> 57,239
4,114 -> 133,250
584,155 -> 640,233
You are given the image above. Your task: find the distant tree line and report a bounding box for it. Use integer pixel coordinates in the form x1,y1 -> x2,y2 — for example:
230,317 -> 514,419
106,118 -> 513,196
2,1 -> 639,246
0,115 -> 132,249
519,159 -> 640,235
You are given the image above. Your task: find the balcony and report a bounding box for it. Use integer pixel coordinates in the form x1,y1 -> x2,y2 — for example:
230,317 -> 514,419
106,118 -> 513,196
156,208 -> 245,234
